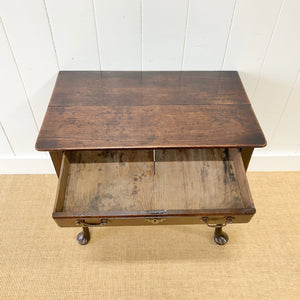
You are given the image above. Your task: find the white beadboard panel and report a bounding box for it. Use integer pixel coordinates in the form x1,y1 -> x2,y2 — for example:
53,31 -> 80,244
252,0 -> 300,148
0,123 -> 14,157
45,0 -> 100,70
0,0 -> 58,127
142,0 -> 188,70
182,0 -> 235,70
94,0 -> 141,70
223,0 -> 282,100
0,22 -> 38,155
270,72 -> 300,153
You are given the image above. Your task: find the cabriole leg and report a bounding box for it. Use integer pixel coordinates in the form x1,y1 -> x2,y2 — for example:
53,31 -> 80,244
77,227 -> 90,245
214,226 -> 228,245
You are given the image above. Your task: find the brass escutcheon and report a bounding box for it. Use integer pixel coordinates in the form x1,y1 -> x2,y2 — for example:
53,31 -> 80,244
144,218 -> 166,225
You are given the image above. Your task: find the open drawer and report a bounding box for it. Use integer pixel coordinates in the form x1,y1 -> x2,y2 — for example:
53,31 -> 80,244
53,148 -> 255,227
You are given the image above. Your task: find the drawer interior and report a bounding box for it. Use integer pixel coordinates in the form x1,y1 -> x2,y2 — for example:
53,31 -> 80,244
53,148 -> 255,224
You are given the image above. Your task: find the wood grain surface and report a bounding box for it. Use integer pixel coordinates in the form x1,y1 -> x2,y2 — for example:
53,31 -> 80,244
45,71 -> 251,106
35,71 -> 266,151
61,148 -> 253,214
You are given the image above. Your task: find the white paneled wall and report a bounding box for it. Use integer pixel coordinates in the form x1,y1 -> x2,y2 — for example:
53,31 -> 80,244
222,0 -> 283,99
0,0 -> 58,127
183,0 -> 235,70
0,21 -> 39,155
142,0 -> 188,70
0,0 -> 299,173
45,0 -> 100,70
271,71 -> 300,152
0,122 -> 13,157
94,0 -> 141,70
252,0 -> 300,152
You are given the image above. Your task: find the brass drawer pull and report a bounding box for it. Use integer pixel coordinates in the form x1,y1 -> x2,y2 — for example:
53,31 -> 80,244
145,218 -> 166,225
76,219 -> 110,227
202,216 -> 234,228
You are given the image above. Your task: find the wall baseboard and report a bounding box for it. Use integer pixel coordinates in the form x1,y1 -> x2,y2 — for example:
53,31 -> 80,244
248,153 -> 300,171
0,153 -> 299,174
0,156 -> 55,174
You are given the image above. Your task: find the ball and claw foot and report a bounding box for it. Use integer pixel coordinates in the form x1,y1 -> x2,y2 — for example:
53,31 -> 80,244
77,227 -> 90,245
214,226 -> 229,245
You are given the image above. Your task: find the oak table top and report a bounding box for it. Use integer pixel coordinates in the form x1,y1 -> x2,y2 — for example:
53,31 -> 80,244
35,71 -> 266,151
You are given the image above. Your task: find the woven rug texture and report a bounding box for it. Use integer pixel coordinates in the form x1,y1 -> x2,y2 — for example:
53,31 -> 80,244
0,173 -> 299,299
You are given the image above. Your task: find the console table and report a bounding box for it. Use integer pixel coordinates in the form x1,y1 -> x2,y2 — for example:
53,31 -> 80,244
35,71 -> 266,246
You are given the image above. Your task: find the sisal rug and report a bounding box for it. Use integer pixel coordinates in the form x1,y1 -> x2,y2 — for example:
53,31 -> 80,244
0,173 -> 299,299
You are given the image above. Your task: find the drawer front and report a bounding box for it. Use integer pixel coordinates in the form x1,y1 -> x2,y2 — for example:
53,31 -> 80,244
53,213 -> 254,227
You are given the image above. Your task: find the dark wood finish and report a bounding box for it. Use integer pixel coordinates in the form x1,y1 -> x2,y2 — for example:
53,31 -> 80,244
76,227 -> 90,245
53,153 -> 69,213
35,71 -> 266,151
49,151 -> 63,177
52,148 -> 255,227
43,71 -> 253,107
36,104 -> 265,150
35,70 -> 266,245
54,214 -> 254,228
214,227 -> 229,245
240,147 -> 254,171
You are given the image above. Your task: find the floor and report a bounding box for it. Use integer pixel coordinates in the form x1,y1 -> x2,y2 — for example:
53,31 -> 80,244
0,173 -> 299,299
